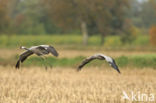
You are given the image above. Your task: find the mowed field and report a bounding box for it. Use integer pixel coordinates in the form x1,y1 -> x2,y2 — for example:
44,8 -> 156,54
0,48 -> 156,103
0,67 -> 156,103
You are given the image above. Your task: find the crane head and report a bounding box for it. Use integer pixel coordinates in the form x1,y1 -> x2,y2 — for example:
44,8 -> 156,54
109,59 -> 121,73
20,46 -> 24,49
20,46 -> 28,50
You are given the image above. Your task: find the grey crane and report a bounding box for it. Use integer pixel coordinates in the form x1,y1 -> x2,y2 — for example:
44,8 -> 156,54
16,45 -> 59,69
77,53 -> 120,73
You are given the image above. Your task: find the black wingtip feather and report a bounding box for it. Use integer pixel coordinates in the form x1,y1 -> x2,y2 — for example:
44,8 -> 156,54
77,67 -> 82,72
15,60 -> 20,69
54,52 -> 59,57
49,46 -> 59,57
77,63 -> 85,72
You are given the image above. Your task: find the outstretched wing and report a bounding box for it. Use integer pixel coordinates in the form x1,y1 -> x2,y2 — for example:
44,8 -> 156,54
77,55 -> 103,71
15,50 -> 33,69
78,53 -> 121,73
47,46 -> 59,57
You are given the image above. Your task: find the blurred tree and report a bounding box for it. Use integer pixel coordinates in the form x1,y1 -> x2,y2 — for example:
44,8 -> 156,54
0,0 -> 10,34
8,0 -> 21,18
12,0 -> 46,34
128,0 -> 142,27
89,0 -> 129,44
110,0 -> 130,34
140,0 -> 156,28
7,0 -> 60,34
43,0 -> 129,45
129,0 -> 156,29
149,26 -> 156,46
43,0 -> 92,45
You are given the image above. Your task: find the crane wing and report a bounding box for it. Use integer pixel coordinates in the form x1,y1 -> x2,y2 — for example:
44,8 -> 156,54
77,55 -> 102,71
16,50 -> 33,69
77,54 -> 120,73
47,46 -> 59,57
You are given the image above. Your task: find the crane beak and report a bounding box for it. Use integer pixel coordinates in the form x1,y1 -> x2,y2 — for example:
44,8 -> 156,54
111,63 -> 121,73
20,46 -> 22,49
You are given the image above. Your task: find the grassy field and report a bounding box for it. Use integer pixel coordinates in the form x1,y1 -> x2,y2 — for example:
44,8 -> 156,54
0,35 -> 152,50
0,49 -> 156,68
0,67 -> 155,103
0,34 -> 155,102
0,49 -> 155,103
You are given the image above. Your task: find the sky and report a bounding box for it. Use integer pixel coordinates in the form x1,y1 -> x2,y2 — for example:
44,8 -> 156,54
137,0 -> 148,2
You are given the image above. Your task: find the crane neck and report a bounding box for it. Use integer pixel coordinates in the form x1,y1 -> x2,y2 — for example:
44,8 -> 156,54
20,46 -> 29,50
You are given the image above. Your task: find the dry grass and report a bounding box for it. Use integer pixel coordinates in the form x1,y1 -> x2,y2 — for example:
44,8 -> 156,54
0,66 -> 155,103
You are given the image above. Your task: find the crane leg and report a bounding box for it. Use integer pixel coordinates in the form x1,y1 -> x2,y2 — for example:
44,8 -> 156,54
45,57 -> 53,69
41,57 -> 48,70
40,57 -> 53,70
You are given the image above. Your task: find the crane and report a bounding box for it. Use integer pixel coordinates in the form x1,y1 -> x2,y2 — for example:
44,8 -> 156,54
16,45 -> 59,69
77,53 -> 120,73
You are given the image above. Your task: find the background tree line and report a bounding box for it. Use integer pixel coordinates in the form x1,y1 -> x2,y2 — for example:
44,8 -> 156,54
0,0 -> 156,45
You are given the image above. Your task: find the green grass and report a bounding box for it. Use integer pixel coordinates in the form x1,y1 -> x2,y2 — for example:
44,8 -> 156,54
0,34 -> 151,49
133,35 -> 149,46
117,54 -> 156,68
0,54 -> 156,69
0,34 -> 101,48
